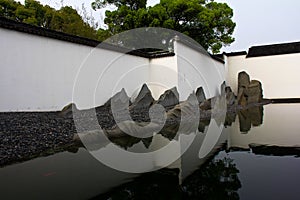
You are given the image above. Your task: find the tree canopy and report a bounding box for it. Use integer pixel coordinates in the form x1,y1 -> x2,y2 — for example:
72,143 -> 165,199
0,0 -> 236,53
0,0 -> 98,39
92,0 -> 236,53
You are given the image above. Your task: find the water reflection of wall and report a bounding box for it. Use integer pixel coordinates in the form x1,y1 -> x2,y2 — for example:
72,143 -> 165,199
228,104 -> 300,149
0,118 -> 229,199
181,124 -> 228,181
0,149 -> 139,200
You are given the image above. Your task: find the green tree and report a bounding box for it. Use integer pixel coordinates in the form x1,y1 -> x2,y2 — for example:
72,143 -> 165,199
0,0 -> 20,19
50,6 -> 97,38
15,5 -> 36,25
23,0 -> 46,26
92,0 -> 236,53
0,0 -> 98,40
92,0 -> 147,11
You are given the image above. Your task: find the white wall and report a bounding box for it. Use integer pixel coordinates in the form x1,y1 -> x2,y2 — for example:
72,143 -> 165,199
0,28 -> 150,111
149,56 -> 178,99
175,41 -> 225,100
226,53 -> 300,98
225,54 -> 246,94
149,41 -> 225,102
0,27 -> 225,112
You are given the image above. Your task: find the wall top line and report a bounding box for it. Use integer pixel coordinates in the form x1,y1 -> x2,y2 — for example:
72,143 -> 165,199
0,17 -> 174,59
246,42 -> 300,58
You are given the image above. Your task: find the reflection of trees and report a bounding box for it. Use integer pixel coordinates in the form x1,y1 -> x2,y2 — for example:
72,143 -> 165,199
182,157 -> 241,200
92,157 -> 241,199
92,169 -> 182,200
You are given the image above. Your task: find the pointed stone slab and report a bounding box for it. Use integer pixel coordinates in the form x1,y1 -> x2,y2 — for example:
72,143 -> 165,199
220,81 -> 226,96
238,71 -> 250,92
60,103 -> 78,118
156,87 -> 179,108
195,86 -> 206,104
105,88 -> 131,111
237,71 -> 263,106
130,83 -> 154,110
237,86 -> 247,106
225,86 -> 236,106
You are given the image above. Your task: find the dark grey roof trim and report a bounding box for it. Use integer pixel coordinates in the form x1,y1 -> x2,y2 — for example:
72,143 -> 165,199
247,42 -> 300,58
224,51 -> 247,57
0,17 -> 174,59
210,55 -> 225,64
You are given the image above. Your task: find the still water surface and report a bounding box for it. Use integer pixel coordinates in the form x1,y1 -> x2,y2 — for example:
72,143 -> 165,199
1,104 -> 300,199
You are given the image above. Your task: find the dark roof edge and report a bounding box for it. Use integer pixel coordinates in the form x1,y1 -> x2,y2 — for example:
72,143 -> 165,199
210,54 -> 225,64
224,51 -> 247,57
175,36 -> 225,64
0,17 -> 174,59
246,41 -> 300,58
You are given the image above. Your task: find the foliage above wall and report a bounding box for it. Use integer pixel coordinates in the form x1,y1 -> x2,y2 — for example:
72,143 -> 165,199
92,0 -> 236,53
0,0 -> 98,40
0,0 -> 236,53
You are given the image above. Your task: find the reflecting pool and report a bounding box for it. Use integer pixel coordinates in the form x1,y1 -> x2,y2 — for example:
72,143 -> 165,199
1,104 -> 300,199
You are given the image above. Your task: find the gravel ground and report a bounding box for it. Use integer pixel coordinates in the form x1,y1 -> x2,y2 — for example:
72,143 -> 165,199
0,100 -> 270,167
0,105 -> 165,167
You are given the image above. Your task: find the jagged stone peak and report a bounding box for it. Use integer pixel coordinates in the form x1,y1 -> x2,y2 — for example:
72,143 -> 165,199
60,103 -> 78,117
135,83 -> 152,100
156,86 -> 179,108
186,91 -> 198,103
238,71 -> 250,89
157,87 -> 179,100
112,88 -> 129,102
237,71 -> 263,106
168,87 -> 179,99
105,88 -> 130,107
220,81 -> 226,95
195,86 -> 206,104
130,83 -> 154,110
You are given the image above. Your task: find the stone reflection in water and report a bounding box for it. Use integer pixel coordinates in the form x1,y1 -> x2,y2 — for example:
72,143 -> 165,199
91,157 -> 241,200
224,105 -> 264,134
238,106 -> 264,133
249,143 -> 300,157
106,105 -> 264,150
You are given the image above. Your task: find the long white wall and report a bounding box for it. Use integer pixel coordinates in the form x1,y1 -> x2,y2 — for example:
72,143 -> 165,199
0,28 -> 151,111
226,53 -> 300,98
0,27 -> 225,112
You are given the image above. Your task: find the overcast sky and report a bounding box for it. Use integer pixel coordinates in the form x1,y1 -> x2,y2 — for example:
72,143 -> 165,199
18,0 -> 300,52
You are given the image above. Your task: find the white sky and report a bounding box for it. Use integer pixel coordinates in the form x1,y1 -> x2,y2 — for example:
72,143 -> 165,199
18,0 -> 300,53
